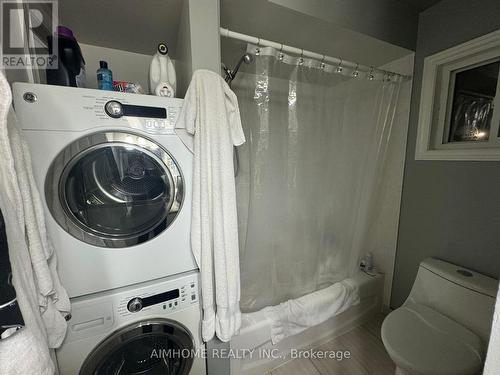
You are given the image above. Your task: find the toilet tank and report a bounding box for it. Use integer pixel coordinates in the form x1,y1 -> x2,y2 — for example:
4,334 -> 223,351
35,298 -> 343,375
405,258 -> 498,342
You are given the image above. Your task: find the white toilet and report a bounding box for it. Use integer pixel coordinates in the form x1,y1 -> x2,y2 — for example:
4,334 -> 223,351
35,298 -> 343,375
382,258 -> 498,375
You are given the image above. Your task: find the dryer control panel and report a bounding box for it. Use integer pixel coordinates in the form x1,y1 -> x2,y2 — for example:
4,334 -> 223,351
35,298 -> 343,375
12,83 -> 184,135
103,99 -> 180,135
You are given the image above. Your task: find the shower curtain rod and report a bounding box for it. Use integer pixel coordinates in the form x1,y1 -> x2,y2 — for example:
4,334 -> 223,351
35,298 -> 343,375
220,27 -> 411,80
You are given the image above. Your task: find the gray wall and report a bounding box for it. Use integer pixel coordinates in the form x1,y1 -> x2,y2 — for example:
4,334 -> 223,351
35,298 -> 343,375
269,0 -> 419,50
391,0 -> 500,308
176,0 -> 221,97
221,0 -> 413,70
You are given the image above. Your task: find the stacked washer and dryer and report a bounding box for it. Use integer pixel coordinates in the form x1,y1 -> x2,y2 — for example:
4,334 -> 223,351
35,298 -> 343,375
13,83 -> 205,375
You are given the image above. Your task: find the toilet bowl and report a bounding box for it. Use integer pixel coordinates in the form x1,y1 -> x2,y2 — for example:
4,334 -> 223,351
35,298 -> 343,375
381,258 -> 498,375
382,303 -> 483,375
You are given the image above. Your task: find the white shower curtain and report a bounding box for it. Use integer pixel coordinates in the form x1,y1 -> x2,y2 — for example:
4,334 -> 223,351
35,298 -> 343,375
233,55 -> 402,312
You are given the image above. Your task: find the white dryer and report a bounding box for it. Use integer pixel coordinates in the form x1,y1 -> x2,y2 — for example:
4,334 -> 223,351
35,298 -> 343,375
12,83 -> 197,297
56,271 -> 206,375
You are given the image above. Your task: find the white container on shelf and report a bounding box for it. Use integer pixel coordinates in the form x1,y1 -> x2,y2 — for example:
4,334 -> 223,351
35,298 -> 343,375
149,43 -> 176,97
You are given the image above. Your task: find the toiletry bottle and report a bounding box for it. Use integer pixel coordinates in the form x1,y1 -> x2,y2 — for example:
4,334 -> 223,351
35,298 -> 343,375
97,61 -> 113,91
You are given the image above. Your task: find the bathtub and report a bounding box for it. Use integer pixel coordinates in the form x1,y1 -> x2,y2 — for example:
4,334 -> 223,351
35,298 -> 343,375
230,272 -> 385,375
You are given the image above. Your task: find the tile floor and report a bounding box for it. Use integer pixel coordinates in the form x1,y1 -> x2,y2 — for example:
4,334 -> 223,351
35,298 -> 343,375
267,314 -> 395,375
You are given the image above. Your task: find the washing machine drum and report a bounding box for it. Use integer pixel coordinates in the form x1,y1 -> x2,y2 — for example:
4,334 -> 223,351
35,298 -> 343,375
80,319 -> 195,375
45,132 -> 184,248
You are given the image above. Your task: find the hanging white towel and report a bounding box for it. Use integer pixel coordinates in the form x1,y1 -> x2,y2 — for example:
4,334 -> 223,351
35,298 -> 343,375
176,69 -> 245,342
0,182 -> 55,375
0,71 -> 70,373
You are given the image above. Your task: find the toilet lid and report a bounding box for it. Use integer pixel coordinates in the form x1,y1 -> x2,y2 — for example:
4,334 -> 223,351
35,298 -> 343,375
381,303 -> 484,375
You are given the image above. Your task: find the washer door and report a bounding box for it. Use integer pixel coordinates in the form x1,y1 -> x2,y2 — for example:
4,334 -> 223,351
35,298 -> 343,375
46,132 -> 184,248
80,319 -> 195,375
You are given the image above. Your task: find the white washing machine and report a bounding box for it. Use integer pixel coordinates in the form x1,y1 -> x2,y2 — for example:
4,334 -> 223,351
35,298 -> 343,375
56,270 -> 206,375
12,83 -> 197,298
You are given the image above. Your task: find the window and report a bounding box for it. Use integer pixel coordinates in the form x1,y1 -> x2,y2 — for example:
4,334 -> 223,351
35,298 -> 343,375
416,30 -> 500,160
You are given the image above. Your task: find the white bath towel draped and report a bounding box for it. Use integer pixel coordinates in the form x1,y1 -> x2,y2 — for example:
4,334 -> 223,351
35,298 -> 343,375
176,69 -> 245,342
263,279 -> 360,344
0,71 -> 70,373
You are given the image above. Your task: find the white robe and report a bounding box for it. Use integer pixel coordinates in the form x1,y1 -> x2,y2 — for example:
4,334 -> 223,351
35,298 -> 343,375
176,69 -> 245,342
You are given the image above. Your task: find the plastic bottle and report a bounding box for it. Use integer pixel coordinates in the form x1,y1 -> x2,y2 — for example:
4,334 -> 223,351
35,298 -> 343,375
97,61 -> 113,91
149,43 -> 176,97
46,26 -> 86,87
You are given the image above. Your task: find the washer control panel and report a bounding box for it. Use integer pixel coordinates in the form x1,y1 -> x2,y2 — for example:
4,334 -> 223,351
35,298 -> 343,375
62,272 -> 199,344
118,277 -> 198,317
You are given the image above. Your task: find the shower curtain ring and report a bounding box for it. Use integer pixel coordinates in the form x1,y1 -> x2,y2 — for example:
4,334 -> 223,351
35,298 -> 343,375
336,58 -> 343,73
278,44 -> 284,61
368,66 -> 375,80
298,49 -> 304,66
352,63 -> 359,78
320,55 -> 326,70
255,38 -> 261,55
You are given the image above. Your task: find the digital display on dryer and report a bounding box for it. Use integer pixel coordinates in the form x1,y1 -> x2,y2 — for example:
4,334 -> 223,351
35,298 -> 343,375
142,289 -> 180,307
122,104 -> 167,119
104,100 -> 167,119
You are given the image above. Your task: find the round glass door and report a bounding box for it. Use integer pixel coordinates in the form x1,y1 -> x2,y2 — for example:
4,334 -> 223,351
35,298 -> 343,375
80,319 -> 195,375
45,132 -> 184,248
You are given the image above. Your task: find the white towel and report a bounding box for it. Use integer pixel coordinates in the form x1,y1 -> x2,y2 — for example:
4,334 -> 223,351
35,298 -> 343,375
263,279 -> 360,344
484,282 -> 500,374
176,69 -> 245,342
0,71 -> 69,373
0,188 -> 55,375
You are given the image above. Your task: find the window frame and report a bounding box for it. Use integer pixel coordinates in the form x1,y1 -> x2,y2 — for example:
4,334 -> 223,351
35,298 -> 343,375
415,29 -> 500,161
